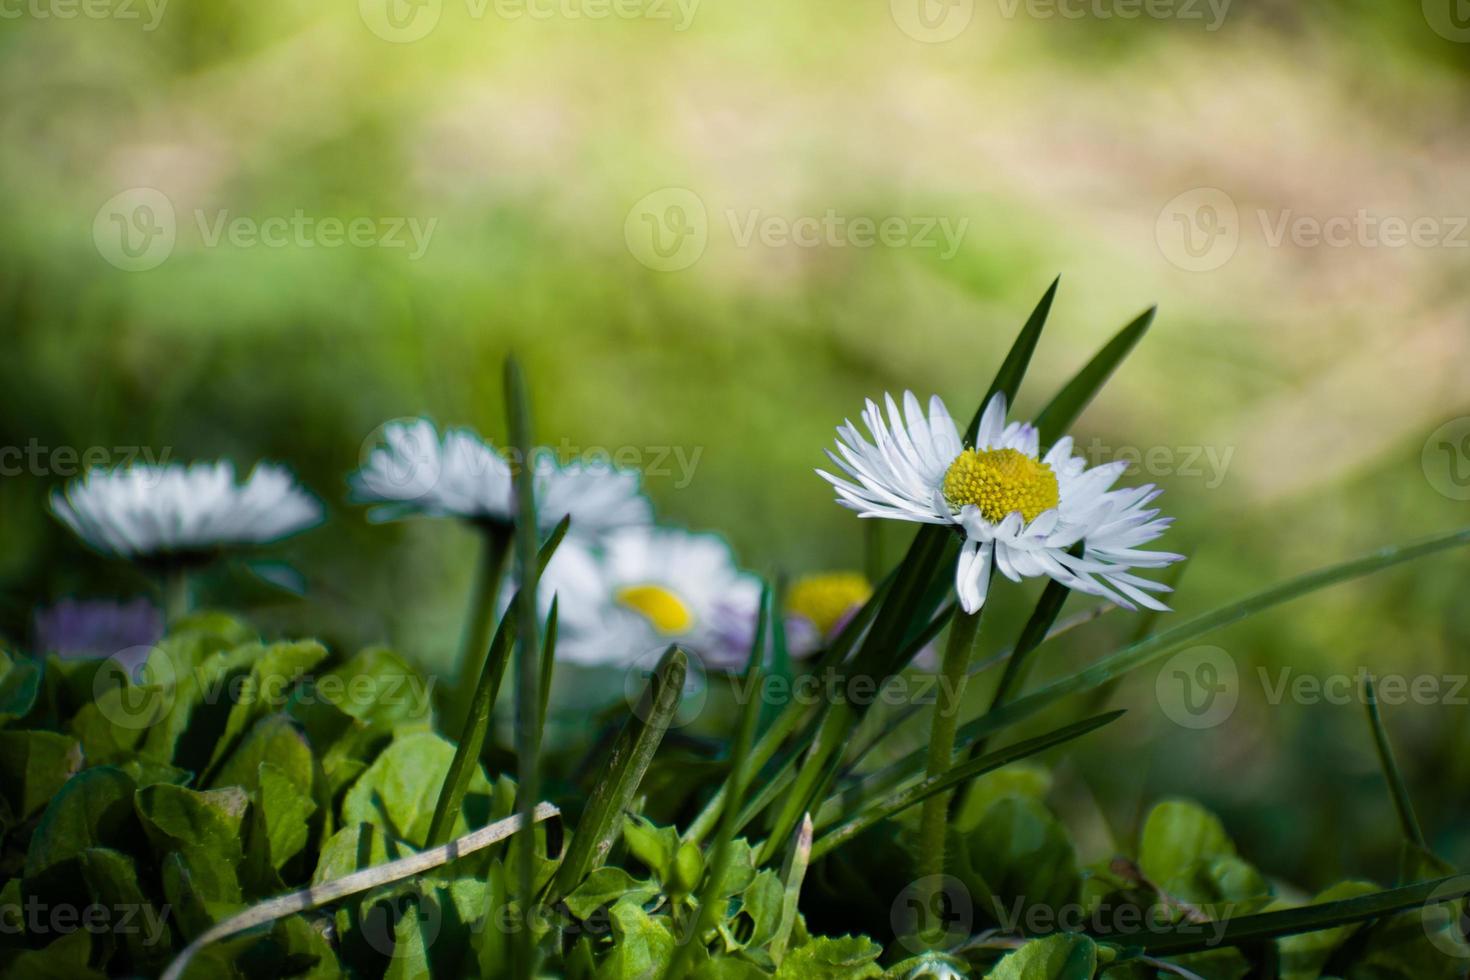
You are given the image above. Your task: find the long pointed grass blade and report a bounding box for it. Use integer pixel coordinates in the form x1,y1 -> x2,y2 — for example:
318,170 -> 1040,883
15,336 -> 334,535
811,711 -> 1123,859
1364,676 -> 1427,849
1033,306 -> 1154,448
769,815 -> 813,965
427,518 -> 571,849
506,354 -> 543,979
969,572 -> 1074,760
664,632 -> 765,979
1119,873 -> 1470,955
946,527 -> 1470,754
549,646 -> 688,901
965,276 -> 1059,442
538,596 -> 559,739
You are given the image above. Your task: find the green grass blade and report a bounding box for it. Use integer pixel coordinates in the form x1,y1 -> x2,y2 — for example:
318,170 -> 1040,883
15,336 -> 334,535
811,711 -> 1123,859
1033,305 -> 1155,448
538,596 -> 559,741
969,572 -> 1075,760
427,522 -> 570,850
947,527 -> 1470,753
664,632 -> 765,980
769,814 -> 814,965
550,646 -> 688,901
758,581 -> 787,736
964,275 -> 1059,443
1364,675 -> 1427,849
505,354 -> 543,979
1117,873 -> 1470,955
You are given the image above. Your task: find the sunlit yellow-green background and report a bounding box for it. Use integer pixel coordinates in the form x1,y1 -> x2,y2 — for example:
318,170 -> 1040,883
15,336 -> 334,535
3,0 -> 1469,890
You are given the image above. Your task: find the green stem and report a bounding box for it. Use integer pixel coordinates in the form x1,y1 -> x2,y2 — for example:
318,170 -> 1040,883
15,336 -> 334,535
453,523 -> 512,726
163,567 -> 191,625
916,608 -> 982,931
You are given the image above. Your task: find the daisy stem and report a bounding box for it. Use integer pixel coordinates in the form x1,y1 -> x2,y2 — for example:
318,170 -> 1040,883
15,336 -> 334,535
163,566 -> 191,625
452,523 -> 513,727
916,607 -> 982,936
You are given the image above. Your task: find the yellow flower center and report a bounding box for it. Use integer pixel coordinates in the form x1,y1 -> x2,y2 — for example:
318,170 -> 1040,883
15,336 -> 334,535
942,447 -> 1059,524
786,572 -> 872,635
616,584 -> 694,634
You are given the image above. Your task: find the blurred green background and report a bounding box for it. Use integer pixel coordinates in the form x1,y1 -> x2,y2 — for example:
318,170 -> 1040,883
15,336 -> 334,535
2,0 -> 1469,893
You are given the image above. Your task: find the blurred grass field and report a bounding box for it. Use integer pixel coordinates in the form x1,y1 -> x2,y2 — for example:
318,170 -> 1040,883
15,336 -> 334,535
2,0 -> 1469,887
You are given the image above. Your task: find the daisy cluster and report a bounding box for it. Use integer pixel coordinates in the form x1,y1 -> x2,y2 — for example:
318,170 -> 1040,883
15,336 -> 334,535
45,391 -> 1181,674
352,419 -> 764,670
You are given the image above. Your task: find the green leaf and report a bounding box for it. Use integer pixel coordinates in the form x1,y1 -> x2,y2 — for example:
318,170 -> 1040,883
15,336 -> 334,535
564,867 -> 659,920
0,650 -> 43,727
204,640 -> 328,777
596,899 -> 676,980
550,646 -> 688,900
256,760 -> 318,870
1033,305 -> 1155,448
1,928 -> 103,980
985,933 -> 1096,979
0,730 -> 82,821
208,714 -> 313,797
343,730 -> 494,848
775,934 -> 883,979
956,795 -> 1079,924
1276,880 -> 1381,980
24,766 -> 139,879
1138,799 -> 1236,889
740,869 -> 785,950
623,815 -> 680,884
79,846 -> 173,972
135,783 -> 248,903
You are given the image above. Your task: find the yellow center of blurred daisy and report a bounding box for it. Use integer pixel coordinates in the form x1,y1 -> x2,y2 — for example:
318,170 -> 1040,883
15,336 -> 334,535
942,448 -> 1059,523
617,584 -> 694,634
786,572 -> 872,635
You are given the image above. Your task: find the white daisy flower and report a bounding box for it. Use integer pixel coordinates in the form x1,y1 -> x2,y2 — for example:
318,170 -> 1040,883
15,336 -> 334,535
537,526 -> 762,670
50,461 -> 321,560
351,418 -> 651,537
817,391 -> 1182,614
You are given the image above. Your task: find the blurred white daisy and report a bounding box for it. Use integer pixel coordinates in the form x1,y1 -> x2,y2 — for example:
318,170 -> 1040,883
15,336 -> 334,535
352,418 -> 651,537
50,461 -> 321,560
538,525 -> 761,669
818,392 -> 1182,614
